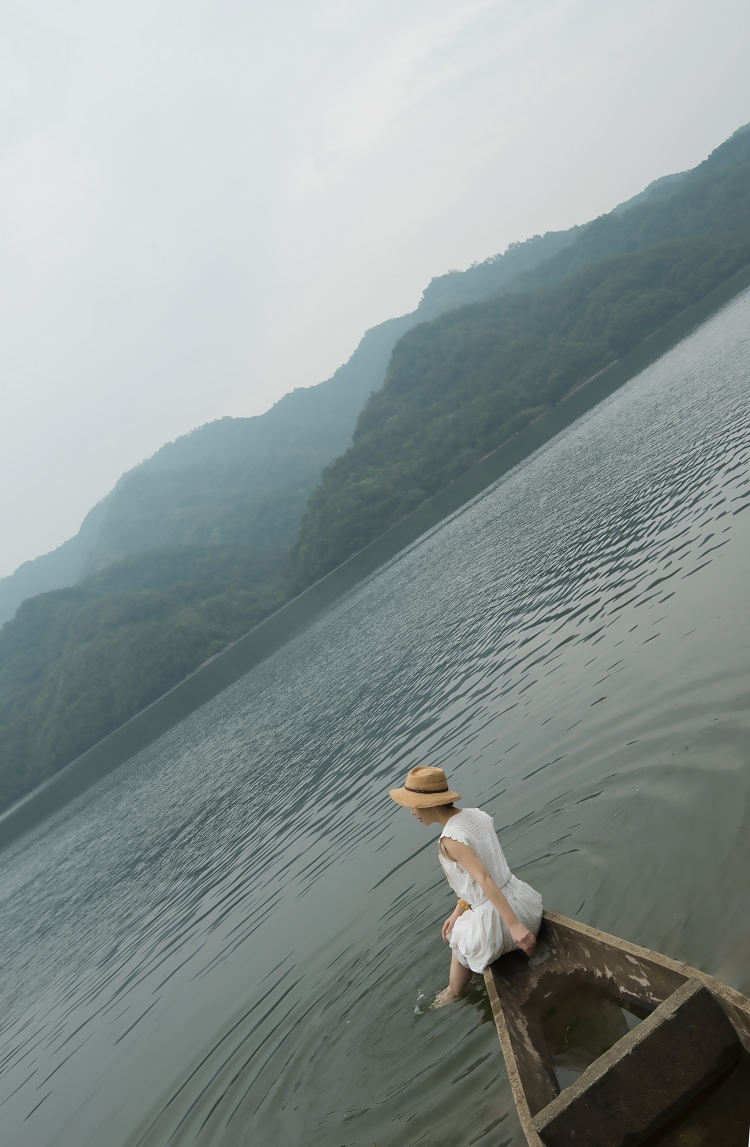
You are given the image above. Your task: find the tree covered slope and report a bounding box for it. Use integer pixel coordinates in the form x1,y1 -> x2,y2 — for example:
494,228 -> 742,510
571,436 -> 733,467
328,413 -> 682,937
0,314 -> 413,624
0,547 -> 285,806
291,125 -> 750,585
291,231 -> 750,586
511,122 -> 750,292
0,227 -> 580,627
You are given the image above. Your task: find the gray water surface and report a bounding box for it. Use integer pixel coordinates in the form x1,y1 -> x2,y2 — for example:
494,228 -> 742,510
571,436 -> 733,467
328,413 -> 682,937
2,291 -> 750,1147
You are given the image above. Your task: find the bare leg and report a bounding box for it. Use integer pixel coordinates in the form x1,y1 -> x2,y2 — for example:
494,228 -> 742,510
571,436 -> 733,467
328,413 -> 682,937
431,950 -> 474,1008
449,950 -> 474,996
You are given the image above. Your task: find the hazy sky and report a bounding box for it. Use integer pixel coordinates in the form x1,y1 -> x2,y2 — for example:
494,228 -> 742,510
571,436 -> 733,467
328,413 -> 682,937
2,0 -> 749,578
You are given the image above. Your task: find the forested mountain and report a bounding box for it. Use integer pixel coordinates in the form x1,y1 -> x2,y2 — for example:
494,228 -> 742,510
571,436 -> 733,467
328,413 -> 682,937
1,122 -> 749,815
509,122 -> 750,292
0,224 -> 582,628
0,315 -> 411,625
292,231 -> 750,585
290,123 -> 750,586
0,158 -> 682,626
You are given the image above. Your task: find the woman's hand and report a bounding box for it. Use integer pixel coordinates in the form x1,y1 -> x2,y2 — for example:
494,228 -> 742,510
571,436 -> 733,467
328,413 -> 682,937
510,921 -> 536,957
442,905 -> 464,942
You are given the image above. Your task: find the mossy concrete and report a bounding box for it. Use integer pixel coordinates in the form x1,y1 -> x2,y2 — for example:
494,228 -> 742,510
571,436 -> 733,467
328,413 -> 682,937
533,980 -> 741,1147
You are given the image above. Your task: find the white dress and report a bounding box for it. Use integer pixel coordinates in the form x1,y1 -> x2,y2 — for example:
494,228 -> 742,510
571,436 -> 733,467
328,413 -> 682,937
439,808 -> 543,973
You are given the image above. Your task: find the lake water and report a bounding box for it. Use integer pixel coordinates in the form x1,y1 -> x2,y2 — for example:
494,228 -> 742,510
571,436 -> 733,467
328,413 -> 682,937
2,290 -> 749,1147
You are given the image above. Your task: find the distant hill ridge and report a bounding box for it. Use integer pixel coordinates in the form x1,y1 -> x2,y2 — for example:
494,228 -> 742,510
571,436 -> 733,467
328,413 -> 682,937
0,227 -> 583,627
6,168 -> 688,625
4,130 -> 740,623
0,120 -> 748,814
289,121 -> 750,584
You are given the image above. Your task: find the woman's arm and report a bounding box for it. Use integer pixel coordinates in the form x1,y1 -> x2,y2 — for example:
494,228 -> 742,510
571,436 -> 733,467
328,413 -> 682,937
442,900 -> 468,942
442,838 -> 536,956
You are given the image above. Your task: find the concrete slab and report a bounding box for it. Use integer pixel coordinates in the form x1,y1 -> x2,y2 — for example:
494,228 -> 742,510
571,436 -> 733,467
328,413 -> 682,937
532,979 -> 742,1147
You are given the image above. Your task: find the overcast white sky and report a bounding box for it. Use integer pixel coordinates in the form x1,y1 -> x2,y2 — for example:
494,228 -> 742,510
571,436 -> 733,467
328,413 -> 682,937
1,0 -> 749,577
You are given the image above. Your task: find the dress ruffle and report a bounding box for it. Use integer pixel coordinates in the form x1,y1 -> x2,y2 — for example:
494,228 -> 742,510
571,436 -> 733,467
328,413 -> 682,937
449,875 -> 543,973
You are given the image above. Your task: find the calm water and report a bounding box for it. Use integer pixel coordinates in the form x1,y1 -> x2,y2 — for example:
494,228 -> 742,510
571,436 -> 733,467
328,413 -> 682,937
2,291 -> 750,1147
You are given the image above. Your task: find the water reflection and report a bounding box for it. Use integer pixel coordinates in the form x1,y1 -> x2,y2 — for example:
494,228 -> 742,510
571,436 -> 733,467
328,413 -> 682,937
541,986 -> 648,1091
1,290 -> 750,1146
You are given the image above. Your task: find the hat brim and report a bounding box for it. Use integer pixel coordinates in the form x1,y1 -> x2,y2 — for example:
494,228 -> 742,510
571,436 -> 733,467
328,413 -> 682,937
389,786 -> 462,808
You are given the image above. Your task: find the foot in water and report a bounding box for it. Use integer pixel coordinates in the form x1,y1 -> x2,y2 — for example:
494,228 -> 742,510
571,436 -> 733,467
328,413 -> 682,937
430,986 -> 457,1009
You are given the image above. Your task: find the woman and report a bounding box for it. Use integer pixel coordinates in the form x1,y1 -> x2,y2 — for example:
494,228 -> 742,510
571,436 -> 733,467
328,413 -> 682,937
390,764 -> 543,1006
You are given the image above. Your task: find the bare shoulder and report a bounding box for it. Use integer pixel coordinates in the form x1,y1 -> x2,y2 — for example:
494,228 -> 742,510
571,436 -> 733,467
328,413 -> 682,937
441,836 -> 477,865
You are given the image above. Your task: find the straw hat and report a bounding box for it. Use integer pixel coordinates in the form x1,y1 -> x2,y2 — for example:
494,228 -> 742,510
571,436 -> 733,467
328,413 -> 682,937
389,765 -> 461,808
